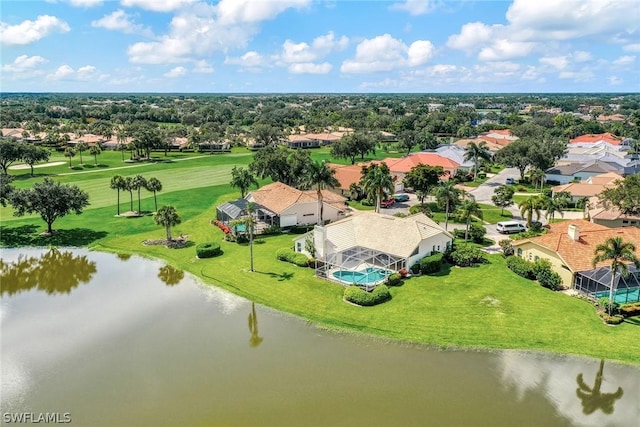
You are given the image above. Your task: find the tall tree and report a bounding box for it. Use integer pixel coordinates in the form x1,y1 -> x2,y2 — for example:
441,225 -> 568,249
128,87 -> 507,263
518,196 -> 543,226
457,197 -> 483,242
0,140 -> 25,174
132,175 -> 147,214
304,160 -> 339,224
124,176 -> 134,212
0,173 -> 15,207
89,144 -> 101,165
592,237 -> 640,315
110,175 -> 125,216
252,124 -> 283,146
463,141 -> 492,181
433,180 -> 462,231
528,168 -> 546,191
399,130 -> 418,156
542,191 -> 571,222
154,205 -> 182,241
10,178 -> 89,234
491,185 -> 515,215
145,177 -> 163,212
402,164 -> 445,205
63,147 -> 76,168
359,163 -> 394,213
75,142 -> 88,165
230,166 -> 258,198
598,174 -> 640,215
495,139 -> 533,181
21,145 -> 50,177
231,202 -> 258,272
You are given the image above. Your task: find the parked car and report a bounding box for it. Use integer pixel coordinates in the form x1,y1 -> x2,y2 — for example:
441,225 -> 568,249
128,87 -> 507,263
392,193 -> 410,202
505,178 -> 516,185
496,221 -> 526,234
380,198 -> 395,208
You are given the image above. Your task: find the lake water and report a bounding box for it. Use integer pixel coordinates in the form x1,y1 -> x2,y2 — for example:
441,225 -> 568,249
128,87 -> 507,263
1,248 -> 639,427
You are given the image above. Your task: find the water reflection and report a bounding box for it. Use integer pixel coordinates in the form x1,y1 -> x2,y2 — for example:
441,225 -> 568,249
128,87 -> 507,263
116,253 -> 132,261
248,302 -> 263,348
576,359 -> 624,415
157,264 -> 184,286
0,248 -> 96,296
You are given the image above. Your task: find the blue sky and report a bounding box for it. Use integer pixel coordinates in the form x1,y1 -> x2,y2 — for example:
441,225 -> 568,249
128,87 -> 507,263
1,0 -> 639,93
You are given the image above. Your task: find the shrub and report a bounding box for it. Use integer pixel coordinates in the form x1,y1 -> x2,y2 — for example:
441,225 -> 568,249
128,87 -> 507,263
620,302 -> 640,317
236,234 -> 249,244
262,224 -> 282,235
409,204 -> 432,216
344,285 -> 391,306
420,253 -> 443,275
535,266 -> 562,290
506,256 -> 536,279
477,172 -> 486,179
450,246 -> 487,267
386,273 -> 403,286
398,268 -> 408,278
410,263 -> 421,274
196,242 -> 222,258
468,223 -> 487,243
276,248 -> 309,267
599,312 -> 625,325
289,225 -> 313,234
499,239 -> 514,257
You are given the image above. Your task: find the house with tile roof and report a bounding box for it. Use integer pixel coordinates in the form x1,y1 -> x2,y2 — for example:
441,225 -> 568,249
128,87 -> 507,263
216,182 -> 348,231
545,160 -> 629,184
296,212 -> 453,289
551,172 -> 622,203
569,132 -> 628,146
511,220 -> 640,303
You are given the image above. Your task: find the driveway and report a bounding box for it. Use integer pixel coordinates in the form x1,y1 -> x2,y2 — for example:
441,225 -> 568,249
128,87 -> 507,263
470,167 -> 520,203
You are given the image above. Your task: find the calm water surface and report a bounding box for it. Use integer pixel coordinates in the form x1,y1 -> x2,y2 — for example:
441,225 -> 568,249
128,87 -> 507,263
1,248 -> 638,427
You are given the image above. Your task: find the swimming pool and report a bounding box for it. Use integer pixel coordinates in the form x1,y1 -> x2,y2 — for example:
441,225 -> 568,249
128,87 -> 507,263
332,267 -> 391,285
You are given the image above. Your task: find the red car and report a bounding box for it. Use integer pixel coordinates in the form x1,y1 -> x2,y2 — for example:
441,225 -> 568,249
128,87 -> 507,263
381,198 -> 395,208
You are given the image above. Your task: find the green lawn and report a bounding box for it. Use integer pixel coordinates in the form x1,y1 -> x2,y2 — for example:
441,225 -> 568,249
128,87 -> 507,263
477,203 -> 513,224
2,149 -> 639,364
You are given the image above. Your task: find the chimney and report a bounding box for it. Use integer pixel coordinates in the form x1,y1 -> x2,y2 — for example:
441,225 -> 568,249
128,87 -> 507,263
568,224 -> 580,241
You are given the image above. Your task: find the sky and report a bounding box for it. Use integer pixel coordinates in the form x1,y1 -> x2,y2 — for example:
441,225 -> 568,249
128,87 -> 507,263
1,0 -> 639,93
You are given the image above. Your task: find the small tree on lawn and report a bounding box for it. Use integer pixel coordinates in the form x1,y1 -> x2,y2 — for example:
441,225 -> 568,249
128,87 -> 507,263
110,175 -> 125,216
132,174 -> 147,214
145,177 -> 163,212
75,142 -> 88,165
89,145 -> 102,165
492,185 -> 515,215
21,145 -> 50,177
230,166 -> 258,198
154,205 -> 181,241
10,177 -> 90,234
64,147 -> 76,168
457,197 -> 483,242
231,202 -> 258,272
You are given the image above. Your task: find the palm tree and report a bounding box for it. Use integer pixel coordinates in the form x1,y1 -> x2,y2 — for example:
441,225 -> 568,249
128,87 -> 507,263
463,141 -> 492,181
432,180 -> 462,231
75,142 -> 88,165
518,196 -> 543,226
110,175 -> 125,216
457,197 -> 483,242
577,196 -> 591,219
230,166 -> 258,198
63,147 -> 76,168
305,160 -> 339,224
154,205 -> 181,241
359,163 -> 394,213
576,359 -> 624,415
132,175 -> 147,214
231,202 -> 258,272
592,236 -> 640,315
89,144 -> 101,165
248,302 -> 264,347
528,167 -> 546,191
145,177 -> 162,212
124,176 -> 134,212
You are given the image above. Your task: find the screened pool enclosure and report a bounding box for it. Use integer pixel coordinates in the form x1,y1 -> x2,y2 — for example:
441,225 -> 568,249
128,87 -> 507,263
574,265 -> 640,304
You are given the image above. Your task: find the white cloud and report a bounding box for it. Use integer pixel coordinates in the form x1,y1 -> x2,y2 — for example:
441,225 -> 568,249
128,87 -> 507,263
281,40 -> 317,63
47,64 -> 101,81
120,0 -> 196,12
193,60 -> 214,73
609,75 -> 623,85
359,78 -> 400,89
623,43 -> 640,52
390,0 -> 434,16
224,51 -> 264,67
572,50 -> 592,62
311,31 -> 348,54
217,0 -> 311,25
128,38 -> 192,64
478,40 -> 535,61
288,62 -> 331,74
446,22 -> 496,52
91,10 -> 153,36
539,55 -> 570,71
0,15 -> 70,46
70,0 -> 103,7
1,55 -> 47,72
612,55 -> 636,66
164,66 -> 187,77
279,32 -> 348,65
558,70 -> 594,81
341,34 -> 434,73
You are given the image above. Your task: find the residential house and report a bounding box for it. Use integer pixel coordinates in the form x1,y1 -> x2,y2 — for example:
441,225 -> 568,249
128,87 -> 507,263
551,172 -> 622,204
588,196 -> 640,228
569,132 -> 628,146
286,134 -> 320,149
216,182 -> 348,231
545,160 -> 629,184
512,220 -> 640,303
296,212 -> 453,289
435,145 -> 476,172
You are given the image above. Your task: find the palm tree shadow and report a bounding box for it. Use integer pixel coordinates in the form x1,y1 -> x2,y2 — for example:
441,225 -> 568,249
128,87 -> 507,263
576,359 -> 624,415
0,225 -> 107,247
255,270 -> 295,281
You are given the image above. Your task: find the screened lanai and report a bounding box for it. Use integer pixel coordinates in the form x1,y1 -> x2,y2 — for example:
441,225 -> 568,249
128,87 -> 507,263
316,245 -> 406,291
574,265 -> 640,304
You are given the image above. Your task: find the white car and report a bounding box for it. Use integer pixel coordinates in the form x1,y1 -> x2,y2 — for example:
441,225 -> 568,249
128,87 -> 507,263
496,221 -> 526,234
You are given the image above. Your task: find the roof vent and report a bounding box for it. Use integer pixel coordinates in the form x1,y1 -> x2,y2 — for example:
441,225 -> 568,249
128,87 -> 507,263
568,224 -> 580,241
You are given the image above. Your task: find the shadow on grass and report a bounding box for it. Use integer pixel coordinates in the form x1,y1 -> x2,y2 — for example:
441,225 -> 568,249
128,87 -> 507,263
13,172 -> 54,181
430,263 -> 452,277
0,225 -> 108,247
623,316 -> 640,326
255,270 -> 295,281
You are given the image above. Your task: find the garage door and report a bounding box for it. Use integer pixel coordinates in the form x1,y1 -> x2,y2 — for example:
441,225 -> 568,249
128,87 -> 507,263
280,214 -> 297,227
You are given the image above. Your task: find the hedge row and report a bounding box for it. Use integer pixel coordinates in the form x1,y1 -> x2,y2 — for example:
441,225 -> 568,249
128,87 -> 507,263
386,273 -> 403,286
196,242 -> 222,258
506,256 -> 536,279
506,257 -> 562,290
420,253 -> 443,275
275,248 -> 309,267
344,285 -> 391,306
450,246 -> 487,267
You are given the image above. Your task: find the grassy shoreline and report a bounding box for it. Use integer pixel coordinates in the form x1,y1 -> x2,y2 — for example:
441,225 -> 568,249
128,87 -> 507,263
2,152 -> 639,365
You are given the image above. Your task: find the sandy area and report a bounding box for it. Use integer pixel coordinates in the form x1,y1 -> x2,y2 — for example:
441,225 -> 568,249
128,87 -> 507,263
9,161 -> 66,170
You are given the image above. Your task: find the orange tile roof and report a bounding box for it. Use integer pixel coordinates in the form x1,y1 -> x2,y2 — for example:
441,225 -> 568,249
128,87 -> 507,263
454,138 -> 504,152
477,135 -> 513,147
513,219 -> 640,272
383,153 -> 460,173
249,182 -> 346,213
569,132 -> 623,145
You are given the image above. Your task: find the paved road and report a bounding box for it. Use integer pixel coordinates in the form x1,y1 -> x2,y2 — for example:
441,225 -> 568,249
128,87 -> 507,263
470,167 -> 520,202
